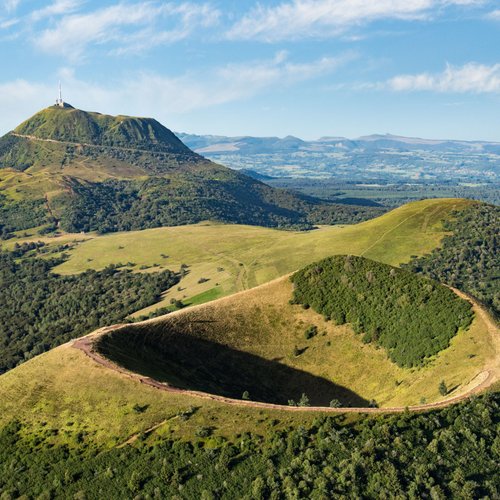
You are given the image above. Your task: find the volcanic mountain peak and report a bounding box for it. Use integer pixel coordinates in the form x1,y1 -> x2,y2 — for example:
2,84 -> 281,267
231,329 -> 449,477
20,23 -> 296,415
11,105 -> 191,154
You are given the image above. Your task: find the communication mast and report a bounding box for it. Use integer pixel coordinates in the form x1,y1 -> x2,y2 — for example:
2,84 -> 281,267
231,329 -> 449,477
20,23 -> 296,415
56,81 -> 64,107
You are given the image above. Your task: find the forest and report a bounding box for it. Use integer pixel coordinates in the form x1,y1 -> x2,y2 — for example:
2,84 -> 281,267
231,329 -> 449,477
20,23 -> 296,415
0,194 -> 48,239
0,391 -> 498,498
290,255 -> 473,367
404,203 -> 499,320
0,248 -> 179,373
47,176 -> 381,234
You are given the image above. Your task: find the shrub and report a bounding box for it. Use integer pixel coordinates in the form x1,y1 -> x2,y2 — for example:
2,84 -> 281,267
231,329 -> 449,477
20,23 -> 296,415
304,325 -> 318,340
439,380 -> 448,396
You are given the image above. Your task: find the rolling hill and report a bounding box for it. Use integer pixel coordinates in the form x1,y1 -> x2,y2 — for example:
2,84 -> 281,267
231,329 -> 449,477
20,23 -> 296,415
49,197 -> 473,315
0,198 -> 498,498
0,105 -> 381,238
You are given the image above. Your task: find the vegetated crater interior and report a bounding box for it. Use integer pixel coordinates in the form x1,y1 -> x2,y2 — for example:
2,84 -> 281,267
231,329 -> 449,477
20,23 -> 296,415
94,255 -> 478,409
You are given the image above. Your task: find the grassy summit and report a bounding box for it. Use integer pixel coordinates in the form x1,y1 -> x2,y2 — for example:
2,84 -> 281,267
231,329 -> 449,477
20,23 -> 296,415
13,105 -> 193,154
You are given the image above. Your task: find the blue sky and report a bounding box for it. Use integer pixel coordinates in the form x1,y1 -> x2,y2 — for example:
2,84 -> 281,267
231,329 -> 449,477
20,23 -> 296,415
1,0 -> 499,140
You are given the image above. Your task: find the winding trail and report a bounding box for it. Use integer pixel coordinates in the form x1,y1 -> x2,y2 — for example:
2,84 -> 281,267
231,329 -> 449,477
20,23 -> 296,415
10,133 -> 162,155
72,286 -> 499,415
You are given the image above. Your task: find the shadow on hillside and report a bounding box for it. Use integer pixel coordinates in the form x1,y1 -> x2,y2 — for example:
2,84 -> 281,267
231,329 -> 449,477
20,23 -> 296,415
96,325 -> 369,408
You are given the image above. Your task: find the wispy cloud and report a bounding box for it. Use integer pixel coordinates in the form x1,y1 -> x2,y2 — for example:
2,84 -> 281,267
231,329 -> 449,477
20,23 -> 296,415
487,9 -> 500,19
227,0 -> 488,41
3,0 -> 20,12
31,0 -> 83,22
0,52 -> 350,133
386,62 -> 500,93
0,17 -> 18,29
101,51 -> 350,112
36,2 -> 220,60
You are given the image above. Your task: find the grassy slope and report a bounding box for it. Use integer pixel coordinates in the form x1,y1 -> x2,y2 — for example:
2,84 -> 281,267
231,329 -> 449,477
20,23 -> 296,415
44,198 -> 472,316
0,197 -> 496,448
0,342 -> 326,449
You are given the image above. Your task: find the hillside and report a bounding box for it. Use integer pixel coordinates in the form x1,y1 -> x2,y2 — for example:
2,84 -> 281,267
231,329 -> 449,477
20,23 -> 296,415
404,203 -> 500,319
94,264 -> 492,408
1,335 -> 498,498
0,201 -> 498,498
0,105 -> 382,237
13,106 -> 193,154
49,198 -> 473,316
0,247 -> 179,373
0,199 -> 465,374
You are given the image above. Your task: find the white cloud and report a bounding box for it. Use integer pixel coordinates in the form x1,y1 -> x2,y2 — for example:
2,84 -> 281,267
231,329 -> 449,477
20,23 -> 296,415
36,2 -> 220,60
386,62 -> 500,93
227,0 -> 487,41
487,9 -> 500,19
31,0 -> 83,22
0,17 -> 18,29
3,0 -> 20,12
0,52 -> 349,134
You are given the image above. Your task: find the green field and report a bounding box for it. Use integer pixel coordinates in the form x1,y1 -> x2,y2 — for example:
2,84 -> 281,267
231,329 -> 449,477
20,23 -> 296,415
44,198 -> 472,316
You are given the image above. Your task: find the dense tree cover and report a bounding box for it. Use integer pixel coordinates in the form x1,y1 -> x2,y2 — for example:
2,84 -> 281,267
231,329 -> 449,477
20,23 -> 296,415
0,194 -> 48,239
52,176 -> 382,234
0,250 -> 179,373
291,255 -> 473,367
0,392 -> 498,498
404,203 -> 500,319
270,179 -> 500,208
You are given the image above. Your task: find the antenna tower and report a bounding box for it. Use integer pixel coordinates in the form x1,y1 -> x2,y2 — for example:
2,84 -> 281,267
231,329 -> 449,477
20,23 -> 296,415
56,81 -> 64,107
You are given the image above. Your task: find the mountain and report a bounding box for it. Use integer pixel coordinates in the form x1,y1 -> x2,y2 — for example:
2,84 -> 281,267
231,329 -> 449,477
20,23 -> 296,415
180,131 -> 500,155
0,105 -> 204,174
12,105 -> 192,154
0,105 -> 382,238
178,132 -> 500,185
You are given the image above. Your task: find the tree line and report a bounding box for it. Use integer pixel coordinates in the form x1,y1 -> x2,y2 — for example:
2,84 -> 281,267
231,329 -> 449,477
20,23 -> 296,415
404,203 -> 499,320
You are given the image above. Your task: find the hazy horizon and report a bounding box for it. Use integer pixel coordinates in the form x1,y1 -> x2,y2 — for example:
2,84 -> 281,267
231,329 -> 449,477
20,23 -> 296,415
1,1 -> 499,141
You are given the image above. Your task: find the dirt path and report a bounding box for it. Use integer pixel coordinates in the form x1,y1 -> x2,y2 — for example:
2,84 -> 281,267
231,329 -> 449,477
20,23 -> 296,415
11,133 -> 165,155
360,207 -> 426,257
72,288 -> 499,415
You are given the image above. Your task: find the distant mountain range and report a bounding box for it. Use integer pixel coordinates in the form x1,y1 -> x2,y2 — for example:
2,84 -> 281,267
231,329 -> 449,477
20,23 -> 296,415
179,132 -> 500,155
178,132 -> 500,183
0,105 -> 382,238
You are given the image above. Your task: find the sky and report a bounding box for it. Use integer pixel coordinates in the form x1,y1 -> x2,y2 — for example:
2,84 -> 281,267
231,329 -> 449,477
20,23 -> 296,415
0,0 -> 499,141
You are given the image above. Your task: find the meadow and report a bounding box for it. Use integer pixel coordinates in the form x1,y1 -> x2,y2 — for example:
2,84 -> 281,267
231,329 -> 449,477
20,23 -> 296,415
39,198 -> 473,317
